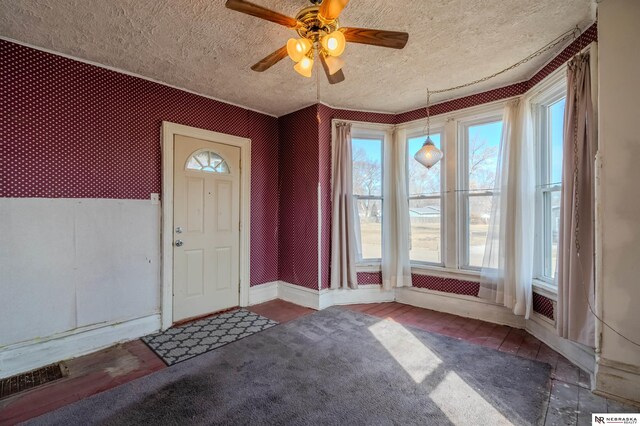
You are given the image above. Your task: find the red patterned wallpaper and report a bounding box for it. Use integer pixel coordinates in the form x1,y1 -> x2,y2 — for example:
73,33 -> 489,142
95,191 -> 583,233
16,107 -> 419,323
533,293 -> 555,320
247,111 -> 280,286
277,105 -> 320,289
0,40 -> 279,286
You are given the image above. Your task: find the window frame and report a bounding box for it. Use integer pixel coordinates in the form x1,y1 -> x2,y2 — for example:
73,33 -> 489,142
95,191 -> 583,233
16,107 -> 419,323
532,78 -> 567,285
457,112 -> 504,271
405,127 -> 446,267
351,127 -> 386,266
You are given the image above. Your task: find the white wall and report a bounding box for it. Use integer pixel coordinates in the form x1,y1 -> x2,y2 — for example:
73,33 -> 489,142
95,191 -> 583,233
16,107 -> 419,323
0,198 -> 160,348
596,0 -> 640,403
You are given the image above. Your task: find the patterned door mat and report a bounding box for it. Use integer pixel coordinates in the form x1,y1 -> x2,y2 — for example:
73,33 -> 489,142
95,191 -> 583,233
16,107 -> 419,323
142,309 -> 278,365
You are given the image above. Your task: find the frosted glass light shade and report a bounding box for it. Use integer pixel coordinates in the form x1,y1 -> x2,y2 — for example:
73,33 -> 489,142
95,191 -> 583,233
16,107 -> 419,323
321,31 -> 346,56
414,138 -> 443,169
323,55 -> 344,75
287,38 -> 312,62
294,56 -> 314,78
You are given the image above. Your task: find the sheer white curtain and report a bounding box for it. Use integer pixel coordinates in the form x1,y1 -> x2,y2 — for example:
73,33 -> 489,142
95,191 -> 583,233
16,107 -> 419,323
330,122 -> 359,289
382,128 -> 412,290
479,98 -> 535,318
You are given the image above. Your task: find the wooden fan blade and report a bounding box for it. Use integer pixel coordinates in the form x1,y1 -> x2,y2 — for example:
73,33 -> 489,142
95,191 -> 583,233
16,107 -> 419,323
319,0 -> 350,22
251,46 -> 289,72
340,27 -> 409,49
225,0 -> 300,28
320,55 -> 346,84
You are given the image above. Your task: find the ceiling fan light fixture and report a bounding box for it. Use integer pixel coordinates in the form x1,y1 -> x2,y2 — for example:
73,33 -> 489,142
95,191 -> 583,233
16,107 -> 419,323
321,31 -> 346,57
414,137 -> 443,169
322,54 -> 344,75
294,55 -> 314,78
287,38 -> 312,62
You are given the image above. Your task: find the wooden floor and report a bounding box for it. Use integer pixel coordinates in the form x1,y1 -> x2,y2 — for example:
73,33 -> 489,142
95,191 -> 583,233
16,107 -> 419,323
0,300 -> 634,425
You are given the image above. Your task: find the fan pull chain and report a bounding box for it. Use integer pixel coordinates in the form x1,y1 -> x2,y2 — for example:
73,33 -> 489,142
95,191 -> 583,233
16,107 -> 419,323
316,48 -> 322,124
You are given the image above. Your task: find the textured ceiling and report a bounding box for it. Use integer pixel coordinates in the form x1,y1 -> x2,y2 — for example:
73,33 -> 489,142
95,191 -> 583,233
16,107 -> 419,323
0,0 -> 595,116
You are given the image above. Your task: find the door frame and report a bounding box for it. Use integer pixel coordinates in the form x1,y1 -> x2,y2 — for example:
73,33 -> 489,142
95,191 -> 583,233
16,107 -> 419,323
160,121 -> 251,330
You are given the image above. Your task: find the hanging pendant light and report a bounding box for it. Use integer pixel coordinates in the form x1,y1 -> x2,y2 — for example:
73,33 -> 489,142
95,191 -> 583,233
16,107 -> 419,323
414,137 -> 443,169
414,89 -> 443,169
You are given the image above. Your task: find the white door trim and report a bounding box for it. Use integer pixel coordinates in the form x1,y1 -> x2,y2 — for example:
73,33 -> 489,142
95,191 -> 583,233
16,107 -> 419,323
161,121 -> 251,330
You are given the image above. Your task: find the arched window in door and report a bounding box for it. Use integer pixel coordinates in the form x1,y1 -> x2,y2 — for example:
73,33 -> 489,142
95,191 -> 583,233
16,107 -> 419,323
185,150 -> 230,173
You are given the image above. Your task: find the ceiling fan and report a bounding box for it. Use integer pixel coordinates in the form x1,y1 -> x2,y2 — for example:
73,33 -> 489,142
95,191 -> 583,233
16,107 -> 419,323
225,0 -> 409,84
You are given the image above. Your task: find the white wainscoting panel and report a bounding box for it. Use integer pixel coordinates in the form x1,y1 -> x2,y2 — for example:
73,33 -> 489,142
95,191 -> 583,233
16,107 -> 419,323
0,198 -> 160,347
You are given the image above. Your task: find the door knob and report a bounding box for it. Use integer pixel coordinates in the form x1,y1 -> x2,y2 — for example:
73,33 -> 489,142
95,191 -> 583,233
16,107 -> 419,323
175,240 -> 184,247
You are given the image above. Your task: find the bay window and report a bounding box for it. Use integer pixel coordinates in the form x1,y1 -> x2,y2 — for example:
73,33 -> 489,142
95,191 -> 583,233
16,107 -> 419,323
345,102 -> 507,275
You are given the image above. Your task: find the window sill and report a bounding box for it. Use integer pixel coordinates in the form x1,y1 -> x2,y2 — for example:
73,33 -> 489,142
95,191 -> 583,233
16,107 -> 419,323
356,263 -> 381,273
532,279 -> 558,301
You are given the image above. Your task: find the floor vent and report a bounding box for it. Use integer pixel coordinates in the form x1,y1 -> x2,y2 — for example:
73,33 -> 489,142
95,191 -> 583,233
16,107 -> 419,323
0,363 -> 66,399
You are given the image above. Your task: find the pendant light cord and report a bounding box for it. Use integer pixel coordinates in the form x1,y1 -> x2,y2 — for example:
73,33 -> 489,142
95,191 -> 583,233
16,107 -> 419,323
423,89 -> 431,137
426,26 -> 581,97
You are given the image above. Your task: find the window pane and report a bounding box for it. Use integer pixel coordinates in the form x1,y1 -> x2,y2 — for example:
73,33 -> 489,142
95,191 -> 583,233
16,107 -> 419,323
409,198 -> 442,264
549,98 -> 565,184
468,195 -> 492,268
356,199 -> 382,260
546,190 -> 561,279
468,121 -> 502,190
186,151 -> 229,173
352,138 -> 382,197
407,133 -> 441,197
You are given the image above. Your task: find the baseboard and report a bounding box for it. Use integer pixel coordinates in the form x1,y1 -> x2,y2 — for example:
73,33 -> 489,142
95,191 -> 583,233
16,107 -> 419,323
594,357 -> 640,406
0,314 -> 161,379
278,281 -> 321,310
248,281 -> 279,305
525,314 -> 595,375
395,287 -> 526,329
320,285 -> 395,310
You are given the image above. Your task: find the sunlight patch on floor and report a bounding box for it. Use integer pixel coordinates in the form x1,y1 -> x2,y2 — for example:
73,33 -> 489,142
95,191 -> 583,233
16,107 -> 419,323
368,319 -> 442,383
370,318 -> 514,425
430,371 -> 513,425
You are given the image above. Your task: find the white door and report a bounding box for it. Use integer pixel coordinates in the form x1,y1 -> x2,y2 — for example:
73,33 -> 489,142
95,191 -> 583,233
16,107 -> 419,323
173,134 -> 240,322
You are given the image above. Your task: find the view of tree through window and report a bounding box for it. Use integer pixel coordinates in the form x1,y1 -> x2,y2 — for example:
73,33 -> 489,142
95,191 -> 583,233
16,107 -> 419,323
407,134 -> 442,264
464,120 -> 502,268
352,137 -> 383,260
544,97 -> 565,280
